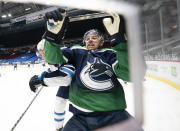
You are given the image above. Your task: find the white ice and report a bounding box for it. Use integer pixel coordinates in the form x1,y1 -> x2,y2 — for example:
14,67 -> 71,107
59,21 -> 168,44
0,65 -> 180,131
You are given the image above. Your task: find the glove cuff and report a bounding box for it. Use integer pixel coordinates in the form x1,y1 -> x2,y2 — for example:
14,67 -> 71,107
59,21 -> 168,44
43,31 -> 62,44
110,33 -> 121,46
110,33 -> 126,46
38,72 -> 47,86
43,17 -> 69,44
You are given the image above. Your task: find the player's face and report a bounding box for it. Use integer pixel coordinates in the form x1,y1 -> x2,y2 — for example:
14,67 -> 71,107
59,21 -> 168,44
38,49 -> 45,59
85,34 -> 103,50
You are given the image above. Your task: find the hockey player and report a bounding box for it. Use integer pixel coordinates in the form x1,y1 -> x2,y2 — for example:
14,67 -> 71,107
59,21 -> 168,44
29,40 -> 75,131
41,9 -> 143,131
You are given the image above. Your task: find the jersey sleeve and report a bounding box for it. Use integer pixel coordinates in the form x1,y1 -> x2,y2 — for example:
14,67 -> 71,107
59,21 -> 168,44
43,70 -> 73,87
43,40 -> 76,65
112,43 -> 130,82
42,64 -> 75,87
43,40 -> 65,64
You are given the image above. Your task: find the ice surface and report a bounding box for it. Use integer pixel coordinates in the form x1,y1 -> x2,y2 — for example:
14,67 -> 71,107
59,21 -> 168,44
0,65 -> 179,131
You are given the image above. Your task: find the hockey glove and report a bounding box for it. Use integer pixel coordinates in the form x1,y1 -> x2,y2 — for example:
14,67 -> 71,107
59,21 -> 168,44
29,74 -> 47,93
29,75 -> 41,92
103,13 -> 126,45
56,128 -> 63,131
43,8 -> 69,44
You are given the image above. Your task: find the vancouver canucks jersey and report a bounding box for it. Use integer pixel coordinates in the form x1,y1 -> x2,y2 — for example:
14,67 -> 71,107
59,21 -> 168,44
44,40 -> 130,112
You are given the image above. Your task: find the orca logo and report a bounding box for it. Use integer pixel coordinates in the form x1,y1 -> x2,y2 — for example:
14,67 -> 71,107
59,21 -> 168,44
80,58 -> 114,91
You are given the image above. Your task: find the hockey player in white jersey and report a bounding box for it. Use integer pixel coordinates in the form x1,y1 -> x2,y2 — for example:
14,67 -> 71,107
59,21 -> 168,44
29,40 -> 75,131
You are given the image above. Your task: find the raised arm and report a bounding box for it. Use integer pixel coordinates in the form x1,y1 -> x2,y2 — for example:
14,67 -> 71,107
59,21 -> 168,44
41,9 -> 71,65
103,13 -> 130,81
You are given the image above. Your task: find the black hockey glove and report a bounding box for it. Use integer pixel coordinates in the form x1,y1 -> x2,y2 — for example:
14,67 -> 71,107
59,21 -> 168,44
29,75 -> 42,92
43,8 -> 69,44
58,128 -> 63,131
29,72 -> 47,92
103,13 -> 127,45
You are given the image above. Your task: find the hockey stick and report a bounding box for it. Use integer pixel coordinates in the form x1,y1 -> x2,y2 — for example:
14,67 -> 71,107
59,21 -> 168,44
10,86 -> 44,131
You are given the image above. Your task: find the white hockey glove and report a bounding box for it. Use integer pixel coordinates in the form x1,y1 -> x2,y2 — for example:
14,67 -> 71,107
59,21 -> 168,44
103,13 -> 120,36
43,9 -> 69,44
103,13 -> 127,45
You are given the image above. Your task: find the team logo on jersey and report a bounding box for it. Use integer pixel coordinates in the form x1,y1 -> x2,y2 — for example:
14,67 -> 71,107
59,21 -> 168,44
80,58 -> 114,91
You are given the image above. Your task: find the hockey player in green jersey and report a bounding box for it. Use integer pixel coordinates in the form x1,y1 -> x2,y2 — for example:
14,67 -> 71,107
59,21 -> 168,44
42,9 -> 143,131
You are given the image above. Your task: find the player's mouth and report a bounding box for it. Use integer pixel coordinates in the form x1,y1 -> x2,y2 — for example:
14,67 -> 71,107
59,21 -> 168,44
87,44 -> 95,49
